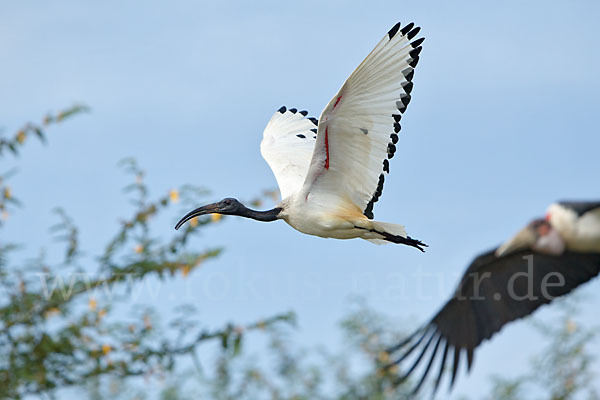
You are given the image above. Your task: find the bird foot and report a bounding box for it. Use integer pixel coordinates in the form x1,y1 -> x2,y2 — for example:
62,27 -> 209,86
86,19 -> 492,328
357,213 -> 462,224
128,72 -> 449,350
403,236 -> 428,252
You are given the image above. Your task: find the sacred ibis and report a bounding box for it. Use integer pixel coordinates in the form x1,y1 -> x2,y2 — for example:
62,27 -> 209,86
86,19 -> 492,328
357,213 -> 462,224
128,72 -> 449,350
387,200 -> 600,396
175,22 -> 427,251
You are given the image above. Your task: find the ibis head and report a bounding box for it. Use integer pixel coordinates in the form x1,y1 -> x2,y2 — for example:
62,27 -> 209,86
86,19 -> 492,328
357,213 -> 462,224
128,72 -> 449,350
175,198 -> 282,230
175,198 -> 243,230
495,218 -> 566,257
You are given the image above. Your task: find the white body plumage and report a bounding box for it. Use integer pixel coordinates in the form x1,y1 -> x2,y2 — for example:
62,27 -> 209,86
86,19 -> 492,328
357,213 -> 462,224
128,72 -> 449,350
547,203 -> 600,252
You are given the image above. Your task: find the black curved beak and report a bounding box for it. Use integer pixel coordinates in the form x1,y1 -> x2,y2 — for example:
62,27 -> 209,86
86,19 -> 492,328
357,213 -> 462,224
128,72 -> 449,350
174,203 -> 220,230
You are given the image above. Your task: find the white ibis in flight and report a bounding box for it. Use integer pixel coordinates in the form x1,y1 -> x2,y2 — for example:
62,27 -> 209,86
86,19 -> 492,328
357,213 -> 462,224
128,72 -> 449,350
175,22 -> 427,251
386,200 -> 600,396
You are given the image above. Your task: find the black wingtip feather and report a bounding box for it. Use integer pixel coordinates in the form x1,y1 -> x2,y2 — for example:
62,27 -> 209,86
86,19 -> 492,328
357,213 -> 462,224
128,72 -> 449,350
449,347 -> 461,392
402,81 -> 414,94
433,341 -> 450,397
396,101 -> 407,113
387,326 -> 427,355
289,108 -> 297,114
388,22 -> 401,39
388,143 -> 396,158
407,26 -> 421,40
411,37 -> 425,48
409,56 -> 420,68
400,22 -> 414,36
278,106 -> 286,113
466,349 -> 474,372
299,110 -> 308,116
363,203 -> 374,220
412,335 -> 443,395
400,94 -> 411,107
401,330 -> 437,381
405,70 -> 415,81
390,327 -> 432,368
409,46 -> 423,59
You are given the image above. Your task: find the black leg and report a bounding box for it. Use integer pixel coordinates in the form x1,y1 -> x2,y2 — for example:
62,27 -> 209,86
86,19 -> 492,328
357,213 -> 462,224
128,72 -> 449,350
354,225 -> 428,252
385,233 -> 428,252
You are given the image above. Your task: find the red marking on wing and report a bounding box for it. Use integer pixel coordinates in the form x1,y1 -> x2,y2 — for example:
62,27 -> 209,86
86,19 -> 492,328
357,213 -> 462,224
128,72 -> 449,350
545,212 -> 551,221
325,126 -> 330,170
334,95 -> 342,108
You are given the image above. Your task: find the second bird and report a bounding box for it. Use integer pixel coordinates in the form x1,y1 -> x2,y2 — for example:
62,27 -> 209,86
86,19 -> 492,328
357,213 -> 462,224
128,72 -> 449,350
388,200 -> 600,396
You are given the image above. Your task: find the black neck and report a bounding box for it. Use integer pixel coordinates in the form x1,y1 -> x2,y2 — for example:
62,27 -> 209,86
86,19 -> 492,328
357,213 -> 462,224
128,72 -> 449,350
239,206 -> 282,222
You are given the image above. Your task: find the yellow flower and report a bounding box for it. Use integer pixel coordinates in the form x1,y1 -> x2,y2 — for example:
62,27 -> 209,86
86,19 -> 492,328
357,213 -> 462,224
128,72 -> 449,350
566,319 -> 577,334
181,265 -> 191,278
190,216 -> 198,227
98,309 -> 107,318
211,213 -> 222,223
143,314 -> 152,330
16,131 -> 26,144
134,244 -> 143,254
102,343 -> 111,355
377,351 -> 390,363
3,186 -> 11,199
89,298 -> 97,311
169,189 -> 179,203
370,333 -> 379,344
565,376 -> 574,390
44,307 -> 60,318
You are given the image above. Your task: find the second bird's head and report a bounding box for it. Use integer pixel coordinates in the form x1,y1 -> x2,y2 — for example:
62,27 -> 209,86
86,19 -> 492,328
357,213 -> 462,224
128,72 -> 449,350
495,218 -> 566,257
174,198 -> 244,230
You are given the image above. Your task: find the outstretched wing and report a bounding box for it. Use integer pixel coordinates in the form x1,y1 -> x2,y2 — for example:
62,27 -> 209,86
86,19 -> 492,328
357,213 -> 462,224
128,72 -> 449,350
388,249 -> 600,396
302,22 -> 424,219
260,106 -> 319,200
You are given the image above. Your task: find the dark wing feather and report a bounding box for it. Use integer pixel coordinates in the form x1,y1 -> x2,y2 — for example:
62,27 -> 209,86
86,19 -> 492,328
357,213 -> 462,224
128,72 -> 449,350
389,248 -> 600,396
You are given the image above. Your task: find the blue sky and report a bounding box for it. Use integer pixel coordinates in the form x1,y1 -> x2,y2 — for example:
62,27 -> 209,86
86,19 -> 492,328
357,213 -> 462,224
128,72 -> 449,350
2,0 -> 600,397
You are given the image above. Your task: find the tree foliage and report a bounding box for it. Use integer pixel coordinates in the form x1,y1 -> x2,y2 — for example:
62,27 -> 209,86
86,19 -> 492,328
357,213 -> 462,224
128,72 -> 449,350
486,300 -> 599,400
0,109 -> 293,399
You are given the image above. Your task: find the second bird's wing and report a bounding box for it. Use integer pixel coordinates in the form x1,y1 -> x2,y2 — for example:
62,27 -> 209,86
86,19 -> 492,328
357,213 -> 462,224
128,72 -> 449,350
261,107 -> 319,200
388,249 -> 600,396
301,22 -> 424,219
